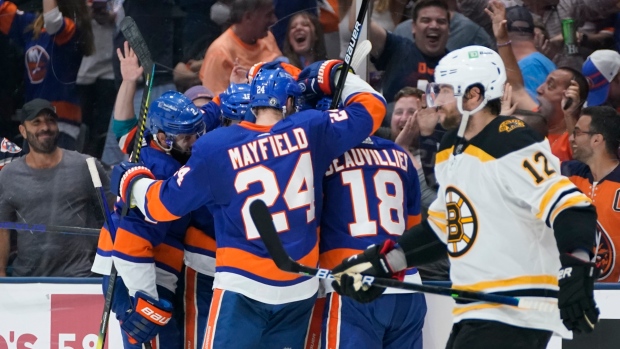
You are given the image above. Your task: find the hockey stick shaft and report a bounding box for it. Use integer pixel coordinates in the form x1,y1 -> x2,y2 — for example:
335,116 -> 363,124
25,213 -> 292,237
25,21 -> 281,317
95,17 -> 156,349
249,200 -> 556,312
331,0 -> 371,109
87,158 -> 118,349
0,222 -> 99,235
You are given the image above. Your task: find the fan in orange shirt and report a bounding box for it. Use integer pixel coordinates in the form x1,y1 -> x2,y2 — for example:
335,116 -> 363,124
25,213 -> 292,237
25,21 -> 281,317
199,0 -> 283,95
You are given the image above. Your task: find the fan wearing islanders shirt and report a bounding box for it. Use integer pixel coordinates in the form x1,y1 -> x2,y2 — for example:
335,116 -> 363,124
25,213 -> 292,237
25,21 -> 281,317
313,97 -> 426,349
110,60 -> 385,349
0,0 -> 94,150
562,106 -> 620,283
92,91 -> 206,348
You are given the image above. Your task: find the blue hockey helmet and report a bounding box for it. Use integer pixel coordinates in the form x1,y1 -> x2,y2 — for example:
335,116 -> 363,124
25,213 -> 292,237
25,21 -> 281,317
220,83 -> 251,125
249,63 -> 301,114
148,91 -> 205,148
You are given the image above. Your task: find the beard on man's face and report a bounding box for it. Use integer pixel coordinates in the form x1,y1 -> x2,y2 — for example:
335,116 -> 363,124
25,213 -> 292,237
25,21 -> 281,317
26,128 -> 59,154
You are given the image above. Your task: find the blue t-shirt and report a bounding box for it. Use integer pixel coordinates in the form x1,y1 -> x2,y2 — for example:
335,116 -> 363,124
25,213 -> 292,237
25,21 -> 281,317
372,32 -> 444,103
518,52 -> 556,101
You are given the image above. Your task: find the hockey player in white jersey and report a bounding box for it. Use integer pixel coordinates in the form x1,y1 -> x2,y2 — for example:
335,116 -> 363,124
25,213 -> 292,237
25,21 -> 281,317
330,46 -> 600,349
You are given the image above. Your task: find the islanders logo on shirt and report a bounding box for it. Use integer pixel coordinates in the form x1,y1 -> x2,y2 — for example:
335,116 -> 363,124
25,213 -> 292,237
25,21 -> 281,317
25,45 -> 50,84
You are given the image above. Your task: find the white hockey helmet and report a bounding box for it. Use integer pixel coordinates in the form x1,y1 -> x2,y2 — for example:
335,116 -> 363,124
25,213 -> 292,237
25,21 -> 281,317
426,45 -> 506,115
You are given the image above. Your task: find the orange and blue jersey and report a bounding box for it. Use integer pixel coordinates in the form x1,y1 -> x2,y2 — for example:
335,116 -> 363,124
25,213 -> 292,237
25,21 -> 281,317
92,135 -> 191,298
130,86 -> 386,305
320,136 -> 422,292
562,160 -> 620,282
0,0 -> 82,125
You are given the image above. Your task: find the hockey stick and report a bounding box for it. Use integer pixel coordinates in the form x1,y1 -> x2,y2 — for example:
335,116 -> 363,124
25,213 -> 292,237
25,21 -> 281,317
87,158 -> 119,349
249,200 -> 557,312
0,222 -> 99,236
120,16 -> 154,164
94,17 -> 155,349
330,0 -> 371,109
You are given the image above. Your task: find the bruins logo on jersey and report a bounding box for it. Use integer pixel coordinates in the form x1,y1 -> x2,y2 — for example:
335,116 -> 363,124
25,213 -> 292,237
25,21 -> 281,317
595,222 -> 615,280
445,187 -> 478,257
499,119 -> 525,133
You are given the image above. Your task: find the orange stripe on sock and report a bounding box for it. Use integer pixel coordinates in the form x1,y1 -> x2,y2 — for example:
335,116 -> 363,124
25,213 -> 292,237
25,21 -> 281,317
203,288 -> 224,349
326,294 -> 342,349
305,297 -> 326,349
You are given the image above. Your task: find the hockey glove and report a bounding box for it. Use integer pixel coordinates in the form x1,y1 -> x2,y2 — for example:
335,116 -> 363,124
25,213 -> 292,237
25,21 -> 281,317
558,254 -> 600,333
119,291 -> 173,344
110,161 -> 155,204
331,240 -> 405,303
297,60 -> 352,102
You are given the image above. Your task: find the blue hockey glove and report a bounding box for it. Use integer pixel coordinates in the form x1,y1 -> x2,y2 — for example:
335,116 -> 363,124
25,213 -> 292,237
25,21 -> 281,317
119,291 -> 173,344
331,240 -> 405,303
558,254 -> 600,333
297,60 -> 351,102
110,161 -> 155,204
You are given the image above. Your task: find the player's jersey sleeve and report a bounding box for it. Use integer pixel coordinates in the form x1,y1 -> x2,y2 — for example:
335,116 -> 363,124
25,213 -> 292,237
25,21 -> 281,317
500,140 -> 591,227
405,152 -> 422,229
132,143 -> 215,222
200,97 -> 223,132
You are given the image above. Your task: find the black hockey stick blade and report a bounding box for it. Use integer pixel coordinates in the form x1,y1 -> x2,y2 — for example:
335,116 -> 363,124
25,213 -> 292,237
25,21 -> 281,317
250,200 -> 300,273
120,17 -> 153,74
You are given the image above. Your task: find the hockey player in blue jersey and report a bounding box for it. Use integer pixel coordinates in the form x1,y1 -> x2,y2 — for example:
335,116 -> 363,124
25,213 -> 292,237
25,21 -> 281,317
313,97 -> 427,349
92,91 -> 205,348
109,59 -> 385,349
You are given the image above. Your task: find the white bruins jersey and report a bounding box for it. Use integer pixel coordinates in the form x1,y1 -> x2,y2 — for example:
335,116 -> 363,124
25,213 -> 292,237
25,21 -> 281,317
427,117 -> 591,336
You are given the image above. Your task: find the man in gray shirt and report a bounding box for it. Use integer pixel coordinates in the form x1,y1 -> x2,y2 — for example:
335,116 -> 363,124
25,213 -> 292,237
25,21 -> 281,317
0,99 -> 114,277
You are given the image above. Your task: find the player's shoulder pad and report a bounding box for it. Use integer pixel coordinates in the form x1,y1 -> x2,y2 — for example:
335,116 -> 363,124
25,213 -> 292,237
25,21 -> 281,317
560,160 -> 590,178
469,116 -> 544,159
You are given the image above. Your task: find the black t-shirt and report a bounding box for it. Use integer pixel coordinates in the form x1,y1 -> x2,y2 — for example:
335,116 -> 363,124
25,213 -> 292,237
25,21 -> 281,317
372,32 -> 445,103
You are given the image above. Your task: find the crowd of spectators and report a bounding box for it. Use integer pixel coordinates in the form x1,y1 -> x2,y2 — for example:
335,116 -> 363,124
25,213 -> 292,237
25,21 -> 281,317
0,0 -> 619,283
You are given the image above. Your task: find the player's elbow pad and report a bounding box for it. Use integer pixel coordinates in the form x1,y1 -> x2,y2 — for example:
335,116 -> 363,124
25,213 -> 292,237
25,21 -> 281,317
397,220 -> 447,267
553,205 -> 597,256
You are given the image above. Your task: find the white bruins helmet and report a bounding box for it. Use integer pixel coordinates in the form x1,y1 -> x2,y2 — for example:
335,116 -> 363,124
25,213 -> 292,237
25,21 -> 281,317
426,46 -> 506,129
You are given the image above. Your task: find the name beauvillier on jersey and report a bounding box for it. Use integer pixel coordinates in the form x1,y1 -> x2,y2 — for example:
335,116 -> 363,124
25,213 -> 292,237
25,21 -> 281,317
227,127 -> 308,170
325,146 -> 409,175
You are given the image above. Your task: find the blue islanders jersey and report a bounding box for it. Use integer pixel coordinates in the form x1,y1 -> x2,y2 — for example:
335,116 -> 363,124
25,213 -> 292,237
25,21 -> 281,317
320,136 -> 422,293
92,137 -> 191,298
0,0 -> 83,125
131,77 -> 386,304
